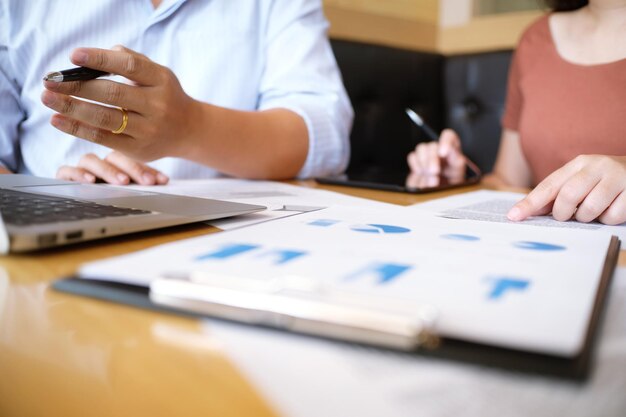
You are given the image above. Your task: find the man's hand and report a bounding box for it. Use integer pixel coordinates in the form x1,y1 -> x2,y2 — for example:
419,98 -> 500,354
508,155 -> 626,225
57,151 -> 169,185
42,46 -> 200,162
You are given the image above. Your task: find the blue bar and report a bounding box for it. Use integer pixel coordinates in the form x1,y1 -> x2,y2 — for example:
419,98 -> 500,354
258,249 -> 308,265
347,262 -> 412,284
196,243 -> 259,261
488,278 -> 530,299
308,219 -> 339,227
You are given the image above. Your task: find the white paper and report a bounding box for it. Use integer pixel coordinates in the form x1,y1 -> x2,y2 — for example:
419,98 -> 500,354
410,190 -> 626,242
203,267 -> 626,417
79,205 -> 614,356
118,179 -> 397,230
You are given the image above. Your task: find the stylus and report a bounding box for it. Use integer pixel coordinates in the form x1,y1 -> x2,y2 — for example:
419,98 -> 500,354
405,108 -> 439,141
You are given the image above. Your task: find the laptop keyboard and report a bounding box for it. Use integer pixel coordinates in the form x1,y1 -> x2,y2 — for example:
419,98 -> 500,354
0,188 -> 152,226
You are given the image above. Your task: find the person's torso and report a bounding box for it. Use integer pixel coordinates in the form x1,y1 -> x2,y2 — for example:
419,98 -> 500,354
516,15 -> 626,184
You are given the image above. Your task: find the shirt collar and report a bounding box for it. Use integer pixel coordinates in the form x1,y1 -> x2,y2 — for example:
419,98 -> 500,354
149,0 -> 189,25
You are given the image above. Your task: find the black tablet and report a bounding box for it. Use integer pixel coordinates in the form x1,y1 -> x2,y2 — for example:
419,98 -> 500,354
315,162 -> 482,194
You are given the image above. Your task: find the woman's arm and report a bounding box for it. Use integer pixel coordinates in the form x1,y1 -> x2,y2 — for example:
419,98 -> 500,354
487,129 -> 533,187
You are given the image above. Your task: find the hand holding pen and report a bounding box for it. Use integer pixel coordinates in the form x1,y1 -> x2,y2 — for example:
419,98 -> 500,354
405,108 -> 467,179
41,45 -> 198,165
40,46 -> 199,185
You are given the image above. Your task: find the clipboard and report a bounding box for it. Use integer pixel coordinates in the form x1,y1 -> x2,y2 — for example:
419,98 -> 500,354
53,235 -> 620,380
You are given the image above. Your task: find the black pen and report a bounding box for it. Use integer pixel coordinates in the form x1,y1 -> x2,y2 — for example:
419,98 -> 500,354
405,108 -> 439,141
43,67 -> 110,82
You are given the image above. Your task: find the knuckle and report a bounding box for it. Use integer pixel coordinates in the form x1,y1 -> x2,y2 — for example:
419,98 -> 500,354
151,100 -> 168,117
68,81 -> 84,96
535,179 -> 556,199
558,183 -> 581,205
574,154 -> 590,165
94,53 -> 108,69
68,119 -> 81,137
89,128 -> 105,145
61,97 -> 76,115
105,83 -> 124,103
94,108 -> 113,127
124,55 -> 141,76
159,66 -> 174,84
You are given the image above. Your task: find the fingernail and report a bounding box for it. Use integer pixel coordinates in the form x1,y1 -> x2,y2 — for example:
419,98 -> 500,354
50,115 -> 63,128
156,173 -> 169,184
142,172 -> 155,184
507,207 -> 521,221
84,173 -> 96,182
117,173 -> 129,183
43,80 -> 59,90
72,50 -> 89,65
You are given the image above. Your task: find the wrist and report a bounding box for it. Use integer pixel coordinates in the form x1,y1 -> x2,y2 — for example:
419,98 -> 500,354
175,99 -> 211,160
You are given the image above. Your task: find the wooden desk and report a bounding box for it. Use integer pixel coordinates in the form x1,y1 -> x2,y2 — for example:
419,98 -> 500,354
0,182 -> 622,417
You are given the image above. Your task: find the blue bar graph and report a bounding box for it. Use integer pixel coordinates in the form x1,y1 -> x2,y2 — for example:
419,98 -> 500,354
349,224 -> 411,234
196,243 -> 259,261
488,277 -> 530,300
513,241 -> 566,251
308,219 -> 340,227
346,262 -> 412,284
257,249 -> 307,265
441,233 -> 480,242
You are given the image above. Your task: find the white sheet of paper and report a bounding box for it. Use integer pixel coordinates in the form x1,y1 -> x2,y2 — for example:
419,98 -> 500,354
410,190 -> 626,242
204,267 -> 626,417
79,205 -> 614,356
118,179 -> 397,230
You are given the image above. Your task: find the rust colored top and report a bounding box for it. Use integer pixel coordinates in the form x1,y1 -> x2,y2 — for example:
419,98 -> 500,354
502,14 -> 626,184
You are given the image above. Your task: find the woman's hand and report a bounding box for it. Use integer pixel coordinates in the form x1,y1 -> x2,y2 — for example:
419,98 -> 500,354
508,155 -> 626,225
42,46 -> 200,162
56,151 -> 169,186
407,129 -> 467,179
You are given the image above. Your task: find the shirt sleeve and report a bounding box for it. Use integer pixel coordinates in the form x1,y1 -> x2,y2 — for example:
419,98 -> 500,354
258,0 -> 353,179
0,4 -> 24,172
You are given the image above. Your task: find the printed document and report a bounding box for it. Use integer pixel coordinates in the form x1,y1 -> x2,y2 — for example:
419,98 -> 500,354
78,205 -> 614,357
410,190 -> 626,242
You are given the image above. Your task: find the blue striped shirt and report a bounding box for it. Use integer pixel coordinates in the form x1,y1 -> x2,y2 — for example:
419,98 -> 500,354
0,0 -> 353,179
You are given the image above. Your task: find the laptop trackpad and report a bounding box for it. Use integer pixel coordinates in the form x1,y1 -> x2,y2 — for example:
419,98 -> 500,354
22,184 -> 156,199
104,195 -> 260,217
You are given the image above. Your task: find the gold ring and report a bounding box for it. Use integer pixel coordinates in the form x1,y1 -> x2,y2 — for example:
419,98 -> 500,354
111,108 -> 129,135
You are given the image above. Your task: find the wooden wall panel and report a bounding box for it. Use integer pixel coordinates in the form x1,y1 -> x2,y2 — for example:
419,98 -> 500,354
323,0 -> 544,54
325,6 -> 439,52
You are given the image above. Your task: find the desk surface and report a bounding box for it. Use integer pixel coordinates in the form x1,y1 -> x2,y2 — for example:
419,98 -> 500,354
0,181 -> 623,417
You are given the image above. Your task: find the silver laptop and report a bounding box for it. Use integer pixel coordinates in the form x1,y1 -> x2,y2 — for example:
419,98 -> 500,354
0,175 -> 265,253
